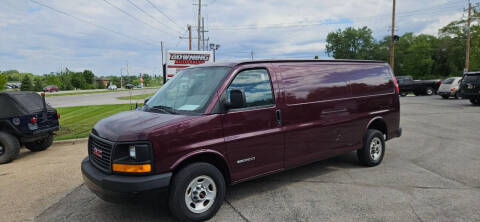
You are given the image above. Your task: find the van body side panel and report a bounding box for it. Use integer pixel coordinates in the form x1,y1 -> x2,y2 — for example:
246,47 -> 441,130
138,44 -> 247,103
274,63 -> 356,168
345,64 -> 397,143
148,114 -> 227,174
220,64 -> 285,182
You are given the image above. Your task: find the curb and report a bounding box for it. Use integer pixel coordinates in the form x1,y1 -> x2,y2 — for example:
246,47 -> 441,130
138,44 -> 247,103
53,138 -> 88,145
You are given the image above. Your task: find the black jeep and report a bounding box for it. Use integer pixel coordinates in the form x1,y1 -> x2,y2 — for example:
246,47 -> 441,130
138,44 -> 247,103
0,92 -> 60,164
459,72 -> 480,105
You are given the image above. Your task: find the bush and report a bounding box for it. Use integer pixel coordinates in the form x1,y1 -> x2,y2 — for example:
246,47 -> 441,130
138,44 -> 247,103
20,75 -> 34,91
34,78 -> 43,92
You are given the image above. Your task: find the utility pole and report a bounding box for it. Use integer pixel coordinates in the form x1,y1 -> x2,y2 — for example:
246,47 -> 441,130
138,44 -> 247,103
389,0 -> 396,72
188,25 -> 192,50
197,0 -> 201,51
465,1 -> 472,73
202,17 -> 205,50
250,50 -> 254,60
161,41 -> 164,82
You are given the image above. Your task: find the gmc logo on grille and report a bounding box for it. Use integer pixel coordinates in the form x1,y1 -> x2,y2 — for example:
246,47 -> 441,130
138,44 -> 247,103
92,147 -> 102,158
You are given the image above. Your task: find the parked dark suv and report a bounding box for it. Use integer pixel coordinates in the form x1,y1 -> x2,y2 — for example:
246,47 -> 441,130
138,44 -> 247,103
459,72 -> 480,105
81,60 -> 402,221
0,92 -> 60,164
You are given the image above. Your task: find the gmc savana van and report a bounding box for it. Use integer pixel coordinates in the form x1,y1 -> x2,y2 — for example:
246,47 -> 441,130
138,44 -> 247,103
82,60 -> 402,221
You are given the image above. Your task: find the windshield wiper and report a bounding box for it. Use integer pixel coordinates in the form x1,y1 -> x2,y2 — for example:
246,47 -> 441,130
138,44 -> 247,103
149,105 -> 178,114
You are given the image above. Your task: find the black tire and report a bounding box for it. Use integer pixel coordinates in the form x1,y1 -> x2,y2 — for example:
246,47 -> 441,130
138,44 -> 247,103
169,162 -> 226,222
425,87 -> 434,96
441,95 -> 449,99
400,92 -> 408,97
357,129 -> 385,167
25,135 -> 53,152
470,98 -> 480,106
0,132 -> 20,164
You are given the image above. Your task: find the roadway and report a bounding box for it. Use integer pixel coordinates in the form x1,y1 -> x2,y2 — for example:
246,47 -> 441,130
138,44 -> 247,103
45,88 -> 158,107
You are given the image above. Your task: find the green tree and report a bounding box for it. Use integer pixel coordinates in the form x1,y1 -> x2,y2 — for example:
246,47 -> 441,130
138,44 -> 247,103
20,75 -> 34,91
82,70 -> 95,84
34,77 -> 44,92
0,74 -> 7,91
71,72 -> 87,89
44,74 -> 62,88
326,26 -> 377,60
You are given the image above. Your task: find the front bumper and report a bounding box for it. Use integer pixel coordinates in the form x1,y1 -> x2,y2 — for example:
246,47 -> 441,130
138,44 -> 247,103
81,157 -> 172,203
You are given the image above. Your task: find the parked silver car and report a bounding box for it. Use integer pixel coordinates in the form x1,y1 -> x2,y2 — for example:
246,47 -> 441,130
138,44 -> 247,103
438,77 -> 462,99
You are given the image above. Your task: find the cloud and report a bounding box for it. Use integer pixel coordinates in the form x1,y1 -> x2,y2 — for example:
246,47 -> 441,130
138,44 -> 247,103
0,0 -> 467,75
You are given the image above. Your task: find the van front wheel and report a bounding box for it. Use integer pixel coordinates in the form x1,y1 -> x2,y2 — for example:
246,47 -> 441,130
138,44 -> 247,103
169,162 -> 226,222
357,129 -> 385,167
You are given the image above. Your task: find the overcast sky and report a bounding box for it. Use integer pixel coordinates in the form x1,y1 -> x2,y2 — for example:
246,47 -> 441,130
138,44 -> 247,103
0,0 -> 470,76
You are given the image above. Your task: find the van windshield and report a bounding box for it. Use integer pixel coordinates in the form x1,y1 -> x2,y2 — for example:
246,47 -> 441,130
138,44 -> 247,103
144,67 -> 231,115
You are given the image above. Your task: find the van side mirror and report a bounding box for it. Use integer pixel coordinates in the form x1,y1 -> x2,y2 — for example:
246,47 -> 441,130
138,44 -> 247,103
225,89 -> 246,109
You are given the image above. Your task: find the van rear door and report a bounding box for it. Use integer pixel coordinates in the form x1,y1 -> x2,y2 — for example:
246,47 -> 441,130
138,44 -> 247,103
221,65 -> 284,182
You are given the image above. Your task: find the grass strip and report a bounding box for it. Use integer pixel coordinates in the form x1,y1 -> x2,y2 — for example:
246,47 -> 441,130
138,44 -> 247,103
54,104 -> 139,141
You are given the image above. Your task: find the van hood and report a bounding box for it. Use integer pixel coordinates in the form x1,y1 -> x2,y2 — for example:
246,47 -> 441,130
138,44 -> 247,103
93,110 -> 198,142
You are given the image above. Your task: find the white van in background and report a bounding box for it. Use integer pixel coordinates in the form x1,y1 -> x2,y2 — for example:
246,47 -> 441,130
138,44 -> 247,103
166,50 -> 213,81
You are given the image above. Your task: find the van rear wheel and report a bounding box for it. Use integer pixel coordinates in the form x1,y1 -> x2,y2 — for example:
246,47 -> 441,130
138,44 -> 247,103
0,132 -> 20,164
357,129 -> 385,167
25,135 -> 53,152
169,162 -> 226,222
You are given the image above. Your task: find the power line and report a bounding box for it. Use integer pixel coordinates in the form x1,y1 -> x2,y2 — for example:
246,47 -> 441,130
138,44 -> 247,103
29,0 -> 161,47
125,0 -> 184,34
100,0 -> 176,36
144,0 -> 183,30
207,1 -> 464,31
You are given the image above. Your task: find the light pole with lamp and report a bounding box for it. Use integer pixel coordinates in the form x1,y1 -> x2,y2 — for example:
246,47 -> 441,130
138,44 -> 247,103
209,43 -> 220,63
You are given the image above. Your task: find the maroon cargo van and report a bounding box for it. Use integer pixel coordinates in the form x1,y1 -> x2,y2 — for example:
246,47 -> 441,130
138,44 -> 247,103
82,60 -> 402,221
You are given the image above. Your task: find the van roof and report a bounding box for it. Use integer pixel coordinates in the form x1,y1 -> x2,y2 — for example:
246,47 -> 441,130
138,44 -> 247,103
194,59 -> 387,68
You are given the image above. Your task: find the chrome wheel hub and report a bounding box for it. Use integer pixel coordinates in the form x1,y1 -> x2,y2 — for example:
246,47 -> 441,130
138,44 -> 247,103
0,143 -> 4,155
185,175 -> 217,214
370,137 -> 382,161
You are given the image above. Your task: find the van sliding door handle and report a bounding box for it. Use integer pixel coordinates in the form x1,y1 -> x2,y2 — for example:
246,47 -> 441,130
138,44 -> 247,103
275,109 -> 282,125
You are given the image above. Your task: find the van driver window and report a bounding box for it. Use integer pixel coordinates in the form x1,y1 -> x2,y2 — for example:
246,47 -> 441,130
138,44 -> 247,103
228,69 -> 274,108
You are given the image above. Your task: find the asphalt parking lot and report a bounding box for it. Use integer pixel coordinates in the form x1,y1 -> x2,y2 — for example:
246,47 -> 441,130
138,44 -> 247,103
20,96 -> 480,221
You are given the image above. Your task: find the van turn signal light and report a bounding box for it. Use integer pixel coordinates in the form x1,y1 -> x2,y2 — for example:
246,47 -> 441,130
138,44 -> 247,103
112,163 -> 151,173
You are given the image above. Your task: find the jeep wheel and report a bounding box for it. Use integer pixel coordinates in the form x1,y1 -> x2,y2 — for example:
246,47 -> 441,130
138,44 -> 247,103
25,135 -> 54,152
169,162 -> 226,222
400,92 -> 408,97
0,132 -> 20,164
425,87 -> 434,96
357,129 -> 385,167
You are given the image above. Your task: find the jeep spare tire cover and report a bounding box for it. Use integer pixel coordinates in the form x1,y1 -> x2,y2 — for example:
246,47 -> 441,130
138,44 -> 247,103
0,92 -> 52,118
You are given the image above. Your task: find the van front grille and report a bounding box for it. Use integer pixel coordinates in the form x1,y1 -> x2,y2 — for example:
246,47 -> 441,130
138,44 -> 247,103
88,135 -> 114,173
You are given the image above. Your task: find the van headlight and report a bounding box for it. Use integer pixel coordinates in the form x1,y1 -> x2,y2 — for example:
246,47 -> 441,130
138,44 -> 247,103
112,142 -> 153,174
